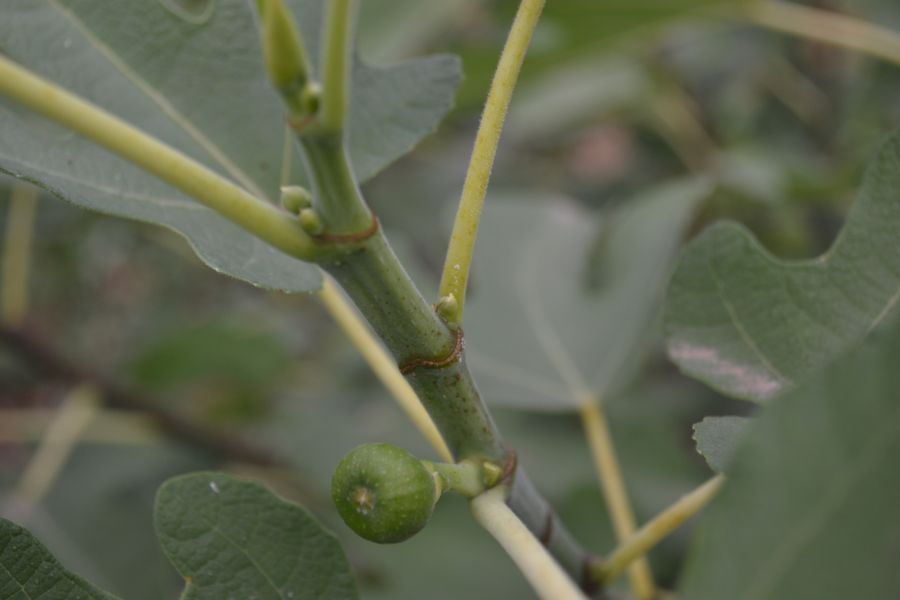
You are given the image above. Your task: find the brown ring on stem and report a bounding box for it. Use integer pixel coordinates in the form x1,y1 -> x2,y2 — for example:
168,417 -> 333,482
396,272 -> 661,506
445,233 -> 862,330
398,327 -> 464,375
314,215 -> 380,244
287,113 -> 317,133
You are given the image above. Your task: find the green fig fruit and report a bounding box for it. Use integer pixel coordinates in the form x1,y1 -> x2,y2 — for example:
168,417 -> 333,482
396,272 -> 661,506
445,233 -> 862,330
331,443 -> 437,544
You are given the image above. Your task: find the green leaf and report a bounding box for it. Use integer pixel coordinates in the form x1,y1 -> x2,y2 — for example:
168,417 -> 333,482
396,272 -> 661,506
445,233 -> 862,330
665,132 -> 900,402
0,0 -> 459,292
691,416 -> 750,473
154,471 -> 357,600
679,325 -> 900,600
464,178 -> 708,410
0,517 -> 117,600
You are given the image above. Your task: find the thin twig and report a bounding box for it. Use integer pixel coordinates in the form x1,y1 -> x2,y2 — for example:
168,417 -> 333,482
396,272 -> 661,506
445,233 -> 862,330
471,486 -> 587,600
438,0 -> 545,324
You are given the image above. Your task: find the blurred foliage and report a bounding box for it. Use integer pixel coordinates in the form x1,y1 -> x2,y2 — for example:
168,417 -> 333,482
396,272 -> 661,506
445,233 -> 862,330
2,0 -> 900,598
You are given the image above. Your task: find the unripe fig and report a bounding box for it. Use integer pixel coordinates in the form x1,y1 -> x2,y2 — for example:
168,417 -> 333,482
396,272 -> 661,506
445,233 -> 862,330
331,443 -> 436,544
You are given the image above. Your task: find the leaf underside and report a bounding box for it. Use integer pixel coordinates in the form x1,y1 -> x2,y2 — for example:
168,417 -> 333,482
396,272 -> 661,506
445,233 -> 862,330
665,132 -> 900,402
465,178 -> 708,411
0,0 -> 460,292
679,323 -> 900,600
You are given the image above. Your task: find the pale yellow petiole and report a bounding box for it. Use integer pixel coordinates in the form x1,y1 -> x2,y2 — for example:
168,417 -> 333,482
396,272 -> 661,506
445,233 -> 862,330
594,475 -> 725,586
438,0 -> 545,325
0,55 -> 318,262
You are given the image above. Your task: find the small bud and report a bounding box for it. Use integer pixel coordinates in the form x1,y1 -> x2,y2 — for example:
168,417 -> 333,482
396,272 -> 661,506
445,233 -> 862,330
280,185 -> 312,214
300,82 -> 321,116
298,208 -> 324,235
332,443 -> 437,544
435,293 -> 458,322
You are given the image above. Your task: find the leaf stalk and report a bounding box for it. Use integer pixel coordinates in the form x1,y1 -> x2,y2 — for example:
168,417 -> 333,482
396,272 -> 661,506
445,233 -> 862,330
594,475 -> 725,586
0,55 -> 319,262
438,0 -> 545,325
471,486 -> 587,600
579,400 -> 656,599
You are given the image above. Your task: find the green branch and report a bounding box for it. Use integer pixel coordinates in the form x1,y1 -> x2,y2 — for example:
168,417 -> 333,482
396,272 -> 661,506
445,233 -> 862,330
262,0 -> 598,585
437,0 -> 545,325
318,277 -> 453,462
0,56 -> 319,262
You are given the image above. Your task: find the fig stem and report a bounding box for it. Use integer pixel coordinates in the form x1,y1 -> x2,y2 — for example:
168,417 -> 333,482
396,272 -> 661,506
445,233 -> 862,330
422,459 -> 487,499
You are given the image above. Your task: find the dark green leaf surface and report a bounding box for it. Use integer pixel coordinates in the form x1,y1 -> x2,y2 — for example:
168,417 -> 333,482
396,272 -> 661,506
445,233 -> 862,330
679,326 -> 900,600
665,133 -> 900,402
0,0 -> 459,291
464,179 -> 707,410
154,472 -> 357,600
0,518 -> 116,600
691,416 -> 750,473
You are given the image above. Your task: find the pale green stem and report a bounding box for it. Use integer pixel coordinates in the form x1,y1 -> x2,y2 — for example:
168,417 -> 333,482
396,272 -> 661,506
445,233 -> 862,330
747,0 -> 900,68
8,385 -> 100,519
438,0 -> 545,324
1,184 -> 38,326
594,475 -> 725,586
0,55 -> 318,262
319,0 -> 354,132
423,458 -> 484,498
579,399 -> 656,600
471,486 -> 587,600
